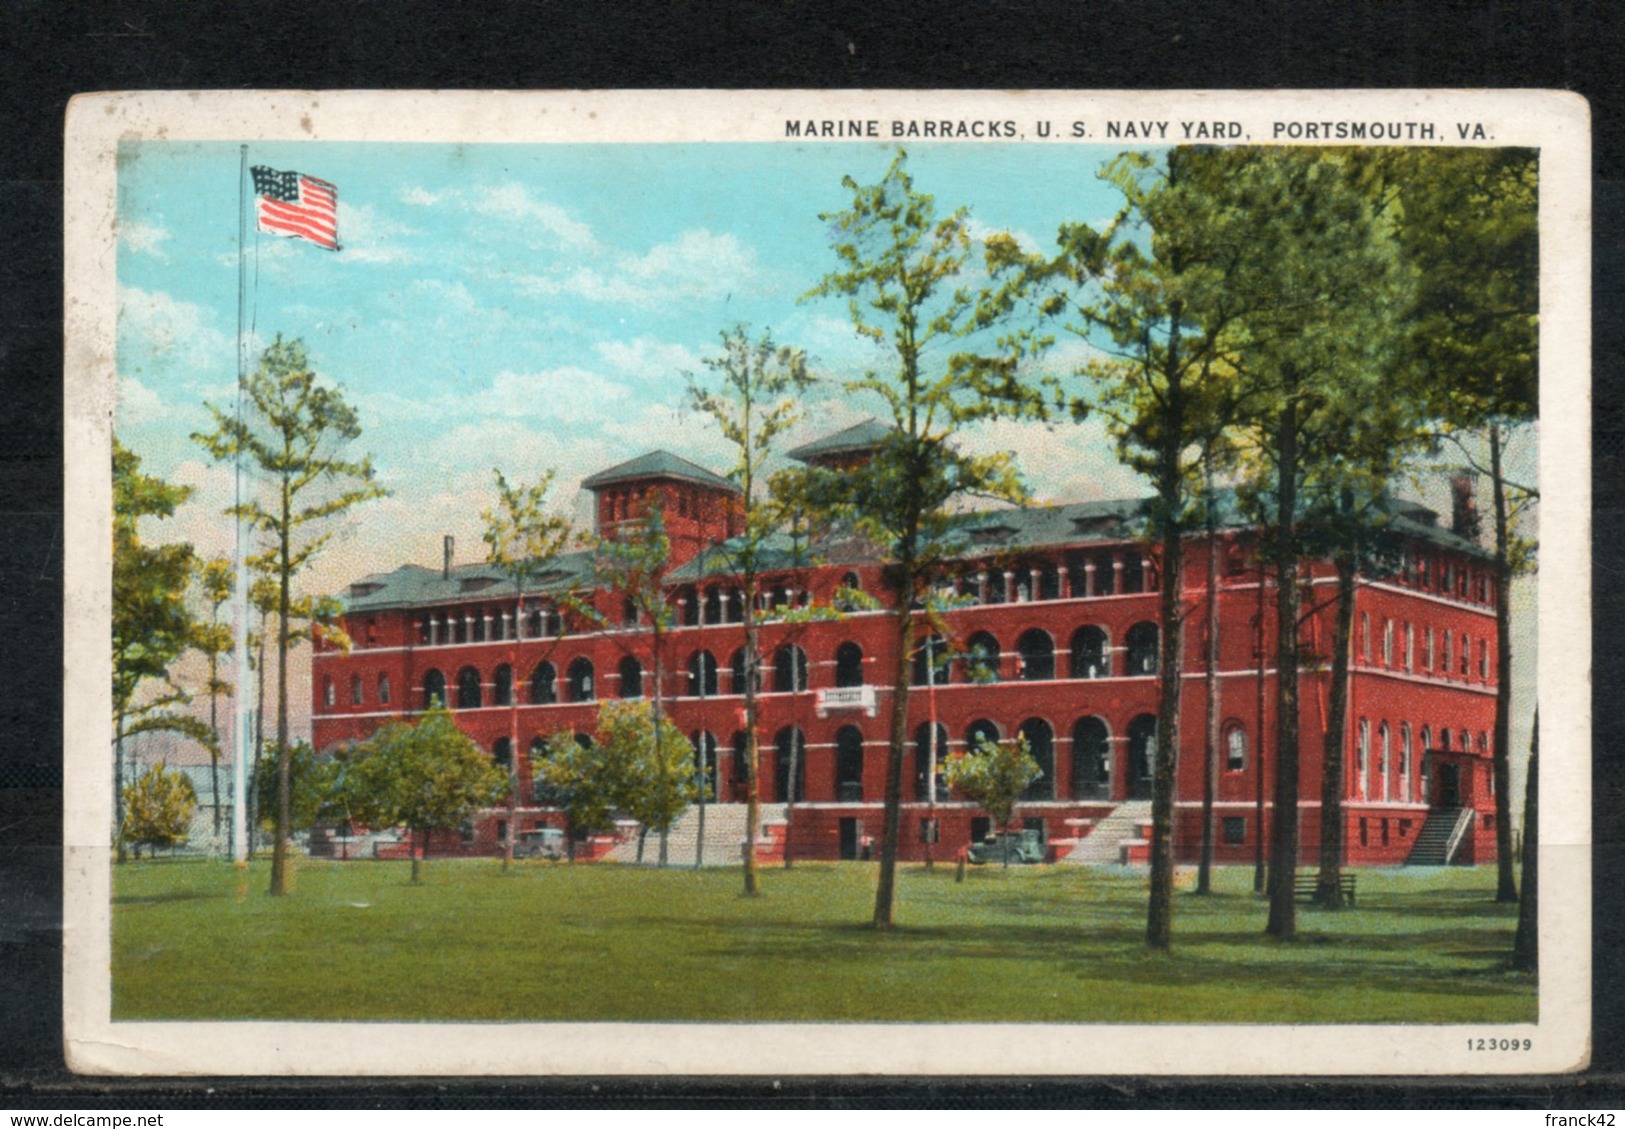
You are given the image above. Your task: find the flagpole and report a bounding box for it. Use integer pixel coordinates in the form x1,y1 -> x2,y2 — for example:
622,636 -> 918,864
231,144 -> 251,864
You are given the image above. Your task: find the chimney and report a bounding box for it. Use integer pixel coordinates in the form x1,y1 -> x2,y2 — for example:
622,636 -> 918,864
443,534 -> 455,579
1450,475 -> 1481,541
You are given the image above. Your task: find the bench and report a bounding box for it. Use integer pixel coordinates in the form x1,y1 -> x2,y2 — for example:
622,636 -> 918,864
1293,872 -> 1357,906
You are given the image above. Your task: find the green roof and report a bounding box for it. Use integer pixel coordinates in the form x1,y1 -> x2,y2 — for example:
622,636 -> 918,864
339,549 -> 599,613
787,418 -> 895,463
580,450 -> 738,493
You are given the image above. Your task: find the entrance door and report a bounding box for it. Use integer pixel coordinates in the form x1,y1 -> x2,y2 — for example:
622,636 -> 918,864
1437,763 -> 1462,808
838,817 -> 860,861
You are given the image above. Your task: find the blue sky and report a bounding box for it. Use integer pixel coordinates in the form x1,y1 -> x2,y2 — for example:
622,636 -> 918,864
116,140 -> 1154,585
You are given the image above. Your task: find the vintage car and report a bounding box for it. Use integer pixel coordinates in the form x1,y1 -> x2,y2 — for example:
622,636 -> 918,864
966,828 -> 1045,865
513,826 -> 567,859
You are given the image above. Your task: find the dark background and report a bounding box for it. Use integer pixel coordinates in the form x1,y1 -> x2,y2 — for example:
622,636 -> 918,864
2,0 -> 1619,1108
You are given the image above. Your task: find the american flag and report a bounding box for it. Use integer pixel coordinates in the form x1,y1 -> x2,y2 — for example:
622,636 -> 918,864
250,166 -> 339,251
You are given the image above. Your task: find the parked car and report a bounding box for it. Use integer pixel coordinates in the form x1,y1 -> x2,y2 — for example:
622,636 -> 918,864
514,827 -> 566,859
967,828 -> 1045,865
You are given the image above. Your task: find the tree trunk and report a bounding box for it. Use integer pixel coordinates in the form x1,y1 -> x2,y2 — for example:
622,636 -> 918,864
1146,510 -> 1185,949
1254,568 -> 1268,894
1316,546 -> 1356,909
114,715 -> 127,864
742,588 -> 762,895
209,650 -> 222,837
1266,395 -> 1301,940
652,626 -> 669,870
1197,465 -> 1220,897
1511,710 -> 1538,971
249,617 -> 267,858
1490,425 -> 1518,902
873,595 -> 916,930
269,479 -> 293,897
411,825 -> 424,884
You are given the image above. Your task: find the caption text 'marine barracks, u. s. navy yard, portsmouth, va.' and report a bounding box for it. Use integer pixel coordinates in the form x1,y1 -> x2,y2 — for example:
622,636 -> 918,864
785,118 -> 1489,141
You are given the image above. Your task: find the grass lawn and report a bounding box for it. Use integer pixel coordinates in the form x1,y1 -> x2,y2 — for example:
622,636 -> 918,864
111,858 -> 1534,1024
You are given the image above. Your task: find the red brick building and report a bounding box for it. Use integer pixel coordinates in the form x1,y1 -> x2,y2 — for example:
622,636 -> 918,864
311,421 -> 1501,868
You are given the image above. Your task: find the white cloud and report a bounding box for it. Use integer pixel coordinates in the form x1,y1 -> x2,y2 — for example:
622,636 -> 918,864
335,202 -> 420,264
515,228 -> 762,307
117,286 -> 233,380
119,220 -> 171,260
115,374 -> 167,428
399,182 -> 597,251
480,367 -> 633,424
594,336 -> 702,380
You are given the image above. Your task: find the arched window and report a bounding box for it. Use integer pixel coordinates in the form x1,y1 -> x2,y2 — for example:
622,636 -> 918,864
1442,631 -> 1454,676
834,642 -> 865,688
1425,627 -> 1436,670
350,674 -> 364,706
1361,613 -> 1371,662
1225,724 -> 1247,772
1404,623 -> 1414,672
965,718 -> 1000,754
618,655 -> 644,699
529,661 -> 557,705
323,677 -> 335,708
1400,723 -> 1413,802
422,669 -> 446,709
731,730 -> 751,795
1126,622 -> 1159,675
690,731 -> 718,799
729,648 -> 759,695
964,632 -> 1001,683
688,650 -> 718,697
835,725 -> 865,801
493,664 -> 513,707
773,644 -> 808,692
377,673 -> 391,705
492,737 -> 512,769
530,735 -> 559,804
566,657 -> 595,702
1357,718 -> 1371,799
1070,625 -> 1110,679
1480,639 -> 1490,681
1016,629 -> 1055,681
1127,715 -> 1157,800
703,587 -> 724,625
725,588 -> 744,624
456,666 -> 483,710
1071,717 -> 1111,800
1460,633 -> 1472,676
1420,726 -> 1433,802
913,722 -> 949,801
1018,718 -> 1054,802
912,635 -> 950,686
1382,619 -> 1394,667
1378,723 -> 1391,801
774,726 -> 806,803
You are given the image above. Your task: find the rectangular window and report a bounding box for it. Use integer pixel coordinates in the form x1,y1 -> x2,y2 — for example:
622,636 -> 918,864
1381,818 -> 1389,846
1359,818 -> 1369,847
1222,816 -> 1246,845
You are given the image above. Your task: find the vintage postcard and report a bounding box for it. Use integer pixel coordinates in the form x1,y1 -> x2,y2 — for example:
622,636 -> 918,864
63,90 -> 1589,1075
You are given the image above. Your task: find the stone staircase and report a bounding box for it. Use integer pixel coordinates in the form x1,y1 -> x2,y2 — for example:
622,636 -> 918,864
608,802 -> 788,867
1064,800 -> 1153,866
1406,807 -> 1473,866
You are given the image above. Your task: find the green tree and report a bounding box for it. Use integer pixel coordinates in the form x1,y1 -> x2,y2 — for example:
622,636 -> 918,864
1024,148 -> 1258,948
1383,148 -> 1539,903
112,440 -> 210,862
595,699 -> 698,865
801,151 -> 1041,930
194,336 -> 388,895
121,762 -> 198,858
688,325 -> 810,891
944,734 -> 1041,866
586,502 -> 680,864
193,556 -> 234,839
253,740 -> 339,837
1198,150 -> 1410,940
482,468 -> 575,869
343,705 -> 508,884
535,730 -> 618,860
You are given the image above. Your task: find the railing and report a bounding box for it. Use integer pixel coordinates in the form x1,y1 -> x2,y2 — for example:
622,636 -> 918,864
1443,807 -> 1475,864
